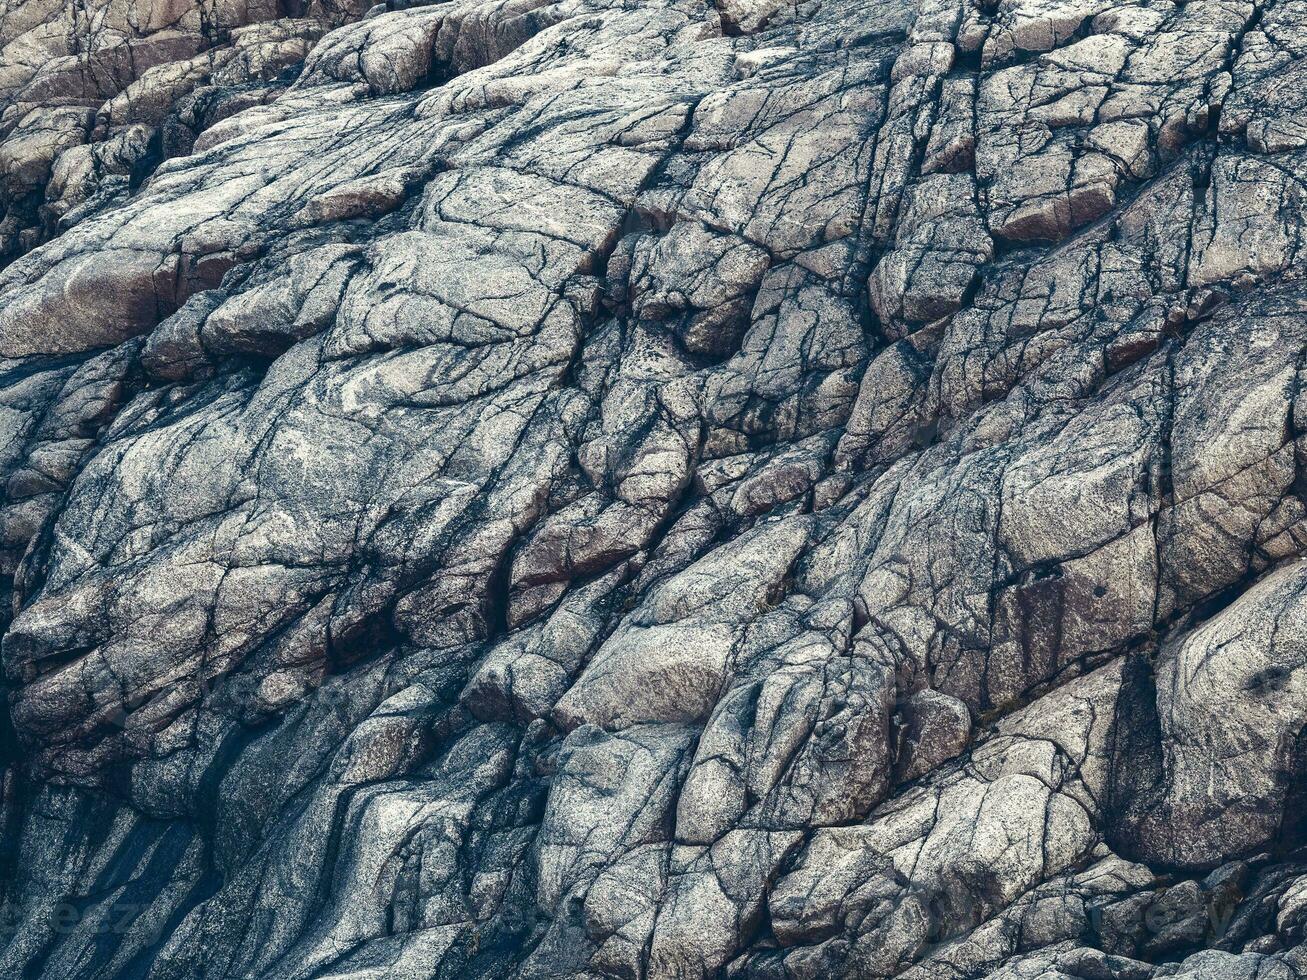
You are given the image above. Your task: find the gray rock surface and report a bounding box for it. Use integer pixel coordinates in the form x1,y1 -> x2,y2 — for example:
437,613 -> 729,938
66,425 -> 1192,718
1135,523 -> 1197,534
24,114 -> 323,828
2,0 -> 1307,975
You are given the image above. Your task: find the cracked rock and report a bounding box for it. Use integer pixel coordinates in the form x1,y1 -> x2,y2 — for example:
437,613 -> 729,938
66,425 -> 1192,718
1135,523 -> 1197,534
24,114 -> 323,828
4,0 -> 1307,975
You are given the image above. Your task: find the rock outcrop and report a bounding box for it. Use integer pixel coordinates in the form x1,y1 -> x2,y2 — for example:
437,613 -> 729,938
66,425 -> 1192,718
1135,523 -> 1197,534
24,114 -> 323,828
2,0 -> 1307,975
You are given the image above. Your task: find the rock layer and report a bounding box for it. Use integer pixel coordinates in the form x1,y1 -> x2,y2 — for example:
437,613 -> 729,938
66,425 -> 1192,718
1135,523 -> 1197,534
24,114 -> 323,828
2,0 -> 1307,975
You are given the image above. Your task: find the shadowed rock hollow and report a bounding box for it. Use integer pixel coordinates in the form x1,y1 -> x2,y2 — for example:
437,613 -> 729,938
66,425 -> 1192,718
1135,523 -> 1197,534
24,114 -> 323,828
2,0 -> 1307,974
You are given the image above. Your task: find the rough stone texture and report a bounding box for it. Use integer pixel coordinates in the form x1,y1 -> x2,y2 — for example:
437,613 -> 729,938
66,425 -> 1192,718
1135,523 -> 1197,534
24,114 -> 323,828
2,0 -> 1307,976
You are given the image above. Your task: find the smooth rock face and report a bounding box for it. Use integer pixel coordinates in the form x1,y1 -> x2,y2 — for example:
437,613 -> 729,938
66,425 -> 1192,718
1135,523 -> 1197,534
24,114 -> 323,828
1,0 -> 1307,974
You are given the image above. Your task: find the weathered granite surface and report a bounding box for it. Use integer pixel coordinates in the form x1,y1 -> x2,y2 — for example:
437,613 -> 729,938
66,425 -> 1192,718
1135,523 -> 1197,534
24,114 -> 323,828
2,0 -> 1307,974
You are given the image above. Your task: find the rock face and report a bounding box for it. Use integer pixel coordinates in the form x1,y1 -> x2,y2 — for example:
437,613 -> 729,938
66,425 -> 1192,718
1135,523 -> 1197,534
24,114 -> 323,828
2,0 -> 1307,974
